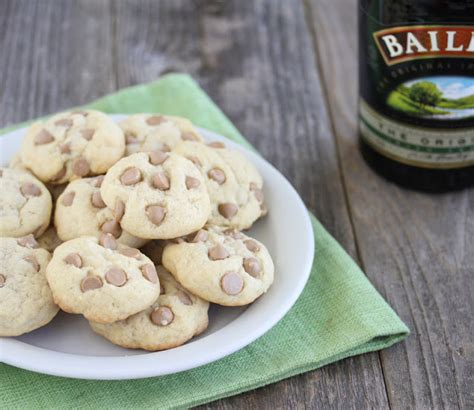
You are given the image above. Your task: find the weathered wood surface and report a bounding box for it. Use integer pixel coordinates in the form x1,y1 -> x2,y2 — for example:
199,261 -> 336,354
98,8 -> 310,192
307,0 -> 474,408
0,0 -> 471,408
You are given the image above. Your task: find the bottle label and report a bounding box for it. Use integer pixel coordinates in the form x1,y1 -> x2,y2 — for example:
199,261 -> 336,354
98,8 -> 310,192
360,99 -> 474,168
373,26 -> 474,66
359,4 -> 474,169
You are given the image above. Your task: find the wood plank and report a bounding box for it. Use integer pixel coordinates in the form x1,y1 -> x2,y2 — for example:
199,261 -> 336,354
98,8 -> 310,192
112,0 -> 390,408
0,0 -> 116,128
306,0 -> 474,408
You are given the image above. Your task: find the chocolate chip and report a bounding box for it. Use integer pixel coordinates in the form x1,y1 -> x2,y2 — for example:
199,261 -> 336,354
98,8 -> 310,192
52,165 -> 67,181
151,172 -> 170,190
120,167 -> 142,185
61,191 -> 75,206
207,141 -> 225,148
99,233 -> 118,250
218,203 -> 238,219
125,133 -> 138,144
114,200 -> 125,222
80,128 -> 95,141
59,142 -> 71,154
72,157 -> 90,177
93,175 -> 105,187
101,220 -> 122,238
208,244 -> 230,261
80,276 -> 103,292
34,129 -> 54,145
119,247 -> 140,259
105,267 -> 127,287
192,230 -> 208,243
181,132 -> 198,141
150,306 -> 174,326
186,156 -> 202,168
177,290 -> 193,305
91,191 -> 106,208
141,264 -> 158,283
24,255 -> 40,272
221,272 -> 243,295
149,150 -> 169,165
244,240 -> 260,252
0,274 -> 5,288
146,205 -> 166,225
17,234 -> 38,249
146,115 -> 165,126
185,176 -> 200,189
243,257 -> 261,277
55,118 -> 73,128
208,168 -> 226,184
20,182 -> 41,197
64,253 -> 83,268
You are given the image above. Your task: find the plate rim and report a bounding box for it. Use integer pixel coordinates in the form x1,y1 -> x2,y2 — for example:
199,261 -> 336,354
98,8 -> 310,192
0,119 -> 314,380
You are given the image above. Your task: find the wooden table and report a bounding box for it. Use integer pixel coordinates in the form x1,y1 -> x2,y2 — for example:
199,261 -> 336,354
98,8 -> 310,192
1,1 -> 471,408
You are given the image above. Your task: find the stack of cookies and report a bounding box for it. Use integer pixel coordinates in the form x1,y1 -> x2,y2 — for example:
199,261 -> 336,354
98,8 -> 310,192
0,111 -> 274,351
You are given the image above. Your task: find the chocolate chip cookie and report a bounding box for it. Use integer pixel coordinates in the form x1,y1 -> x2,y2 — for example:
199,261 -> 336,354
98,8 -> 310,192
0,236 -> 59,336
55,176 -> 146,248
89,266 -> 209,351
20,110 -> 125,184
173,141 -> 266,230
100,151 -> 211,239
0,167 -> 52,238
162,226 -> 274,306
120,114 -> 204,156
46,235 -> 160,323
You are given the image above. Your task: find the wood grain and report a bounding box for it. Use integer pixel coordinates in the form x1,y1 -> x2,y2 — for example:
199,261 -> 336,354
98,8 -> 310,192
306,0 -> 474,408
0,0 -> 116,127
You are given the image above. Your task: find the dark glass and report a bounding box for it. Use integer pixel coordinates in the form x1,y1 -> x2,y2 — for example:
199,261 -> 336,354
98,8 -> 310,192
360,139 -> 474,192
359,0 -> 474,192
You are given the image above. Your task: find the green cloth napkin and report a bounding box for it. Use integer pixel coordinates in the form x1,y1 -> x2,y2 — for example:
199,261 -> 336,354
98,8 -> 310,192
0,74 -> 409,409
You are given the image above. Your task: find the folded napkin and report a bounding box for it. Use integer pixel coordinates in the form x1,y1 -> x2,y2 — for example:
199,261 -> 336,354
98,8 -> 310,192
0,74 -> 409,409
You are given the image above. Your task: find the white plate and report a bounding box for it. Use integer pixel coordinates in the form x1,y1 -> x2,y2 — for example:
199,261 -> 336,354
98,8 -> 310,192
0,115 -> 314,380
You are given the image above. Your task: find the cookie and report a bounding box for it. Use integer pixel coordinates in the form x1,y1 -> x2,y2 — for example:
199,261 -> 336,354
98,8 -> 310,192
119,114 -> 204,156
89,266 -> 209,351
100,151 -> 210,239
0,167 -> 52,238
173,141 -> 266,230
20,110 -> 125,184
162,226 -> 274,306
0,236 -> 59,336
46,235 -> 160,323
55,176 -> 146,248
37,226 -> 62,252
